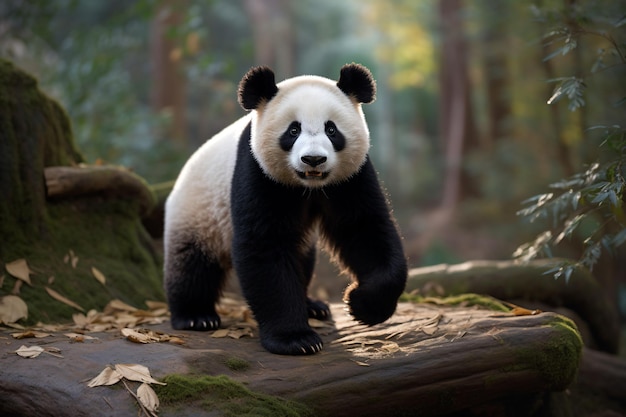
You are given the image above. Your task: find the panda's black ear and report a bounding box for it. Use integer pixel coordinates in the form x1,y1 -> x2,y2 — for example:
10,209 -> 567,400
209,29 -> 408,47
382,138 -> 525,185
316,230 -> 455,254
238,66 -> 279,110
337,63 -> 376,104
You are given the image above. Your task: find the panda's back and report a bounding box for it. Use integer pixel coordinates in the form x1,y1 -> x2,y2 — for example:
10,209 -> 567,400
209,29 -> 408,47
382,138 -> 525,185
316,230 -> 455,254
164,115 -> 251,263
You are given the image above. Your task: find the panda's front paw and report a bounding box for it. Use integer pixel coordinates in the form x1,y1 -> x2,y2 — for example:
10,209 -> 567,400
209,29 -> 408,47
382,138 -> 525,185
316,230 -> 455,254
260,329 -> 324,355
170,313 -> 221,331
307,298 -> 331,320
345,284 -> 398,326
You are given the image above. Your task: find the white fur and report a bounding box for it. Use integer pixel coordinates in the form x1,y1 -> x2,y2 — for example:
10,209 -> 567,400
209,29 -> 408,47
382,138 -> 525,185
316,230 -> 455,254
164,115 -> 250,265
251,76 -> 370,188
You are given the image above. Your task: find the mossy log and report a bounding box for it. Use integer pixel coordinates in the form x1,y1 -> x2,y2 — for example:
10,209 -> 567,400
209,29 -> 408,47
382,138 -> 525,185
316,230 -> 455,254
407,259 -> 620,354
0,302 -> 582,417
45,165 -> 156,216
0,59 -> 164,323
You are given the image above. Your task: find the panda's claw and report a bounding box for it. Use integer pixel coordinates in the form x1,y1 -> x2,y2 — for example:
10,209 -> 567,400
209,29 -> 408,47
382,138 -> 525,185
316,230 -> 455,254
260,328 -> 324,355
171,313 -> 221,331
306,298 -> 331,321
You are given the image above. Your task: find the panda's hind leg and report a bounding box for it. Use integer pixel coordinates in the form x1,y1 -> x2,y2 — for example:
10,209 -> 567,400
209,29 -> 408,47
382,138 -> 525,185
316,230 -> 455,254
302,244 -> 331,321
165,239 -> 225,331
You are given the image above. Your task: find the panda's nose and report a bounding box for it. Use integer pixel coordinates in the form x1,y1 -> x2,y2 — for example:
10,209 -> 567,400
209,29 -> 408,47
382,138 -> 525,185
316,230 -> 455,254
301,155 -> 327,167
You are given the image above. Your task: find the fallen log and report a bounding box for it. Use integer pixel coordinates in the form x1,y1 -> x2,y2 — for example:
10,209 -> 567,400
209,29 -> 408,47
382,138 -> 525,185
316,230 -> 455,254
0,302 -> 582,417
44,165 -> 156,216
406,259 -> 620,354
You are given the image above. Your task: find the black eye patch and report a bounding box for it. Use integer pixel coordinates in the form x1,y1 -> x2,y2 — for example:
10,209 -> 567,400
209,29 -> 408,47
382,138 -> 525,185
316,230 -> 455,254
325,121 -> 345,151
280,121 -> 301,151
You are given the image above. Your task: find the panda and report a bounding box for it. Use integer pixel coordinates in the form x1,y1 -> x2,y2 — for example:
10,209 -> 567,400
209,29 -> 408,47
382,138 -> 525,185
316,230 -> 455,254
164,63 -> 407,355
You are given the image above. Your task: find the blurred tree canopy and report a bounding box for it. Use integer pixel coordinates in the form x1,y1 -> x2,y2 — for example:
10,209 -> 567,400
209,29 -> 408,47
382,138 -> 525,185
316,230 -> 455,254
1,0 -> 625,278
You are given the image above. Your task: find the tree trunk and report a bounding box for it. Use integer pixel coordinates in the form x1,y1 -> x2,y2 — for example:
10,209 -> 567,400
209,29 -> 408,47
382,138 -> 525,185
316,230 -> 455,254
244,0 -> 295,79
438,0 -> 480,212
0,59 -> 163,323
482,1 -> 512,146
0,59 -> 83,257
150,0 -> 187,144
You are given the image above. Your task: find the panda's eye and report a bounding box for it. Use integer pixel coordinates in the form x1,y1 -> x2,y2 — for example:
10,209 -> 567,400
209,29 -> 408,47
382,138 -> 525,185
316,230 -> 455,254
288,123 -> 301,137
325,122 -> 336,137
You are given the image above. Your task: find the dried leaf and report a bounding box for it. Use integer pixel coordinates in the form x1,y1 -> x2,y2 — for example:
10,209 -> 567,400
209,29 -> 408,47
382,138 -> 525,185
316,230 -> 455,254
168,336 -> 185,345
422,326 -> 438,335
88,366 -> 122,387
122,328 -> 154,344
63,250 -> 78,267
211,329 -> 230,338
43,346 -> 63,358
45,287 -> 85,312
114,364 -> 166,385
64,333 -> 97,342
352,360 -> 370,367
106,299 -> 137,312
15,345 -> 44,358
145,300 -> 168,310
5,259 -> 33,286
137,383 -> 160,413
11,331 -> 51,339
511,307 -> 542,316
91,267 -> 106,285
0,295 -> 28,324
48,276 -> 55,285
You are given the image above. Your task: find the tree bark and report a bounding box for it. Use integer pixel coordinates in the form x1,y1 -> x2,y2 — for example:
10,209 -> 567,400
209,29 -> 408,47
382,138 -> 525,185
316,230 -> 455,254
0,302 -> 582,417
150,0 -> 187,144
44,166 -> 156,216
0,59 -> 83,258
438,0 -> 480,212
244,0 -> 295,79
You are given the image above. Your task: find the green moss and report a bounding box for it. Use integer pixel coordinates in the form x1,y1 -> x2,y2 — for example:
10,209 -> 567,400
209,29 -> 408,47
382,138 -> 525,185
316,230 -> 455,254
225,357 -> 251,372
513,315 -> 582,390
0,59 -> 163,324
402,292 -> 510,312
154,374 -> 314,417
2,197 -> 164,324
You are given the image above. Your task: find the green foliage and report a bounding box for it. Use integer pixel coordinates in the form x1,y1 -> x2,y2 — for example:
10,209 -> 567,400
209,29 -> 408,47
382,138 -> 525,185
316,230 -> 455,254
515,3 -> 626,280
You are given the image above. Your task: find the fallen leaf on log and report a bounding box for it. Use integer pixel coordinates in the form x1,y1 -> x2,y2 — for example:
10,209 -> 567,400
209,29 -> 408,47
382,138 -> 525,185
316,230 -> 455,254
14,345 -> 44,358
137,383 -> 160,414
11,330 -> 51,339
511,307 -> 542,316
121,328 -> 181,344
14,345 -> 63,359
114,364 -> 166,385
45,287 -> 85,312
211,329 -> 230,338
5,259 -> 33,286
0,295 -> 28,324
64,333 -> 97,342
87,366 -> 122,387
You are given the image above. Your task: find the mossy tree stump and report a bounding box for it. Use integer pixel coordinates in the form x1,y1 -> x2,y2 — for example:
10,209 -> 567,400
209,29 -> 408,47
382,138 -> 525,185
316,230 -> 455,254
0,59 -> 164,323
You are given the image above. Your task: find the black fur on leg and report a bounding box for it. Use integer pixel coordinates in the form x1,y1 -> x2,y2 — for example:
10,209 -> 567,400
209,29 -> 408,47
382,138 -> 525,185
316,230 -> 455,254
164,238 -> 225,331
319,156 -> 408,326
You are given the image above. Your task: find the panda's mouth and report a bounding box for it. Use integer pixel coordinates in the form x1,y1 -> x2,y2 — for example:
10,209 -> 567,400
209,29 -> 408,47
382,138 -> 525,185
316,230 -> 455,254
297,170 -> 329,180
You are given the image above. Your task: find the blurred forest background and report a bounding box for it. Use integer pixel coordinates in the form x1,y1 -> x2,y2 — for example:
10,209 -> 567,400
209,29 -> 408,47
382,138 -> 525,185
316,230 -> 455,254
1,0 -> 625,317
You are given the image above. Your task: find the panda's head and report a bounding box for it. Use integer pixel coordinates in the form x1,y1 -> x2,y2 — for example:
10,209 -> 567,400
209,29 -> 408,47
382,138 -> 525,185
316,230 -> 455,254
238,64 -> 376,188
